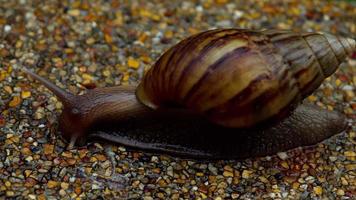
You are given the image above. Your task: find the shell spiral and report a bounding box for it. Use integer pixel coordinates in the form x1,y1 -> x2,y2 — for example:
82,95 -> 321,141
136,29 -> 355,128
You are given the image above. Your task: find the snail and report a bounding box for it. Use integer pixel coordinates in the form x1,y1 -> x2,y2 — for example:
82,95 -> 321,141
23,28 -> 355,159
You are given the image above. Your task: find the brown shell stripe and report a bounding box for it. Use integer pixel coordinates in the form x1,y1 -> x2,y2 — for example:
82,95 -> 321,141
156,33 -> 198,100
182,46 -> 252,109
180,32 -> 274,110
168,29 -> 244,99
204,32 -> 299,127
320,33 -> 342,64
139,29 -> 244,108
147,28 -> 208,104
162,29 -> 234,99
266,31 -> 325,97
323,34 -> 347,62
173,30 -> 251,100
302,33 -> 339,77
143,31 -> 196,106
337,36 -> 353,55
208,72 -> 299,127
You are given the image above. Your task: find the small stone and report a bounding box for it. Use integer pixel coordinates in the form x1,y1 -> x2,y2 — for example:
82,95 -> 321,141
156,192 -> 165,198
344,151 -> 355,157
335,79 -> 342,86
82,73 -> 94,81
259,176 -> 269,183
4,86 -> 12,94
61,182 -> 69,190
6,191 -> 14,197
21,91 -> 31,99
5,181 -> 11,187
43,144 -> 54,155
66,158 -> 77,165
223,171 -> 234,177
242,170 -> 253,179
340,177 -> 349,185
280,161 -> 289,169
86,37 -> 95,45
336,189 -> 345,196
152,168 -> 161,174
208,164 -> 218,175
34,107 -> 45,119
196,172 -> 204,176
21,147 -> 32,155
38,194 -> 46,200
313,186 -> 322,196
292,182 -> 300,190
167,166 -> 174,177
4,25 -> 11,32
75,186 -> 82,195
345,164 -> 355,171
157,179 -> 167,187
25,156 -> 33,162
78,149 -> 88,158
127,57 -> 140,69
307,95 -> 317,102
24,170 -> 32,177
59,189 -> 66,196
25,178 -> 37,187
47,180 -> 58,188
9,96 -> 21,107
329,156 -> 337,162
104,33 -> 113,44
68,9 -> 81,16
231,193 -> 239,199
277,152 -> 289,160
61,151 -> 73,158
143,196 -> 153,200
215,0 -> 228,4
0,115 -> 5,127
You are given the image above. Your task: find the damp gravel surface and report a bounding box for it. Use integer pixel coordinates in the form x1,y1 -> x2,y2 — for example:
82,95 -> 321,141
0,0 -> 355,199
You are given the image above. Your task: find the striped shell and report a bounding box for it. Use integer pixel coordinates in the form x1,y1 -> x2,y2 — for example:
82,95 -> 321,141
136,29 -> 356,128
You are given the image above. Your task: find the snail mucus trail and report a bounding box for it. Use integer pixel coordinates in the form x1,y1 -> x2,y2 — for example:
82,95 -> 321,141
23,28 -> 355,159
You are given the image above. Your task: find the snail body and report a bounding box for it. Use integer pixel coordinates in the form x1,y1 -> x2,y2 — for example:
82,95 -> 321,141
23,28 -> 355,159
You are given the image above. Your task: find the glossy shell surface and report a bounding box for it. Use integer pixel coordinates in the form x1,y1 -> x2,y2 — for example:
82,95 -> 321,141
137,29 -> 355,128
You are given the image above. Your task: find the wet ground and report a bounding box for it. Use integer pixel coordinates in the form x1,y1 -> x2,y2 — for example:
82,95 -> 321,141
0,0 -> 355,199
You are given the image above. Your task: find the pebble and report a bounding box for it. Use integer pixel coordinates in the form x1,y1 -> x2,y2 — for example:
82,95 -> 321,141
127,57 -> 140,69
43,144 -> 54,155
313,186 -> 323,196
9,96 -> 21,107
344,151 -> 355,157
61,182 -> 69,190
21,91 -> 31,99
68,9 -> 81,16
47,180 -> 58,189
277,152 -> 289,160
4,25 -> 12,32
336,189 -> 345,196
242,170 -> 253,179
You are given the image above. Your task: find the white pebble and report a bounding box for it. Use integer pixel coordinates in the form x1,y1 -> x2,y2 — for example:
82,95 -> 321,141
4,25 -> 12,32
196,5 -> 203,12
233,10 -> 244,19
92,184 -> 100,190
342,85 -> 353,91
277,152 -> 289,160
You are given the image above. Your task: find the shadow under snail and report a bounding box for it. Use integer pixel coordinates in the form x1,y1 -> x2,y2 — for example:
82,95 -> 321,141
23,28 -> 355,159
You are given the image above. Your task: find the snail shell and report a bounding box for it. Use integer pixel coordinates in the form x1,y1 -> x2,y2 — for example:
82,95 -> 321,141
137,29 -> 355,128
